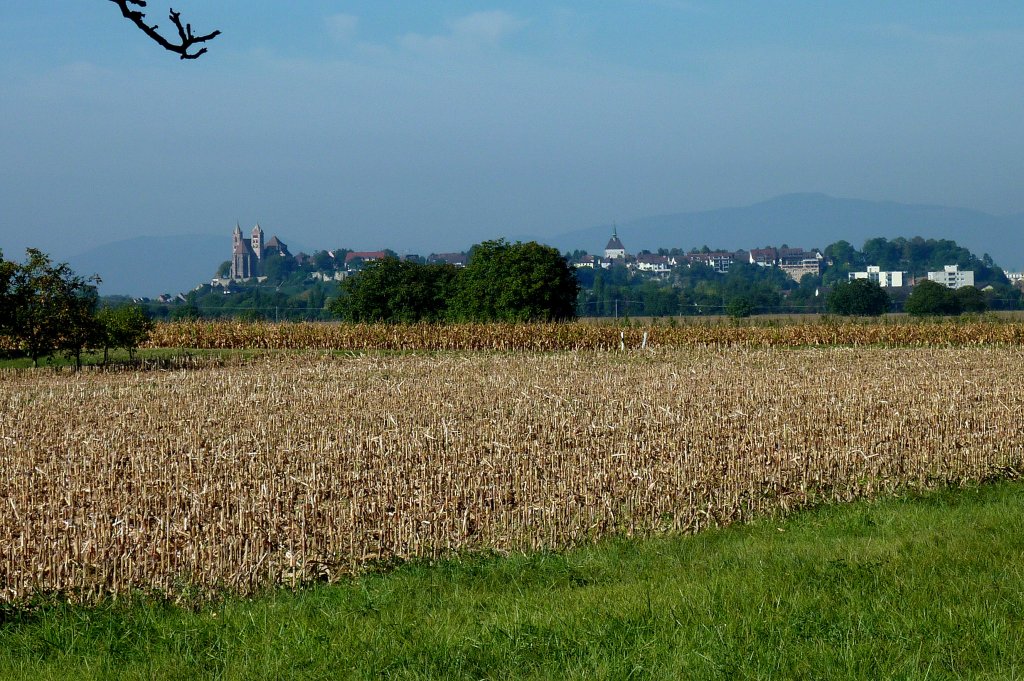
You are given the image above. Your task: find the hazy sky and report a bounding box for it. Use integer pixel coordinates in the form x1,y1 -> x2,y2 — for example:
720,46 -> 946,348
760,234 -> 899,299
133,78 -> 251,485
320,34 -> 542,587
2,2 -> 1024,257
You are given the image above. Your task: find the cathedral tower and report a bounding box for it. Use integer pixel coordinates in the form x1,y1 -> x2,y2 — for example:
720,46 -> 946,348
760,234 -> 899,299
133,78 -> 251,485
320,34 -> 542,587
251,224 -> 264,260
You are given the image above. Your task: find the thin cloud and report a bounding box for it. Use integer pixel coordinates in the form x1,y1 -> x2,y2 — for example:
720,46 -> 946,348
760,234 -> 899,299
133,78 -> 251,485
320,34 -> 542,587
868,23 -> 964,48
399,11 -> 528,54
626,0 -> 708,13
326,14 -> 359,44
866,23 -> 1024,49
450,11 -> 528,42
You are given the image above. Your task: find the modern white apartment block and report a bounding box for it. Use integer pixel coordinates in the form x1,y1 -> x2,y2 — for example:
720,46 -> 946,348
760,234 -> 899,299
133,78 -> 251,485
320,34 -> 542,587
849,266 -> 906,287
927,265 -> 975,289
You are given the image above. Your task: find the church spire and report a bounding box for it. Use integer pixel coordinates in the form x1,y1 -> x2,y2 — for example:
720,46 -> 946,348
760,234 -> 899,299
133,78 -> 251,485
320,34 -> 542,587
604,223 -> 626,259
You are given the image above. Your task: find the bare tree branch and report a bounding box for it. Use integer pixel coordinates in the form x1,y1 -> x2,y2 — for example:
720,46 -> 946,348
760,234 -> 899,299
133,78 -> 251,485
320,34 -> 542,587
109,0 -> 220,60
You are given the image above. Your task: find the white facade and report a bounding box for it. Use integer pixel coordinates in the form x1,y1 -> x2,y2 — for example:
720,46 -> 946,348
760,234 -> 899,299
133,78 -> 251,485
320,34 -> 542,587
634,255 -> 675,274
927,265 -> 975,289
705,253 -> 734,273
780,258 -> 822,282
574,255 -> 612,269
849,266 -> 905,288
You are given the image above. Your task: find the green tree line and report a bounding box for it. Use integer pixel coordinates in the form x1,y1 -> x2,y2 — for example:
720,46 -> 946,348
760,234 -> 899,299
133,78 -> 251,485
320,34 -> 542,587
329,240 -> 580,323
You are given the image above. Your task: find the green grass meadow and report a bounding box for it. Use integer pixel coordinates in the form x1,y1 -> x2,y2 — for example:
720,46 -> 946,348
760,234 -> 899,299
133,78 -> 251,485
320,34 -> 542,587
2,481 -> 1023,680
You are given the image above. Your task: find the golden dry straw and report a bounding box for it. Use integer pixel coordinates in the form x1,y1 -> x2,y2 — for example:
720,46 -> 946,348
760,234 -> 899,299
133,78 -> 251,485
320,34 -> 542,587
145,319 -> 1024,352
1,347 -> 1021,603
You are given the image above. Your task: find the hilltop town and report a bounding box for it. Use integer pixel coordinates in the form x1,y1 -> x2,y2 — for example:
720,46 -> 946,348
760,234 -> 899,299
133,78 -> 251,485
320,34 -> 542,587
121,223 -> 1024,321
209,223 -> 1016,289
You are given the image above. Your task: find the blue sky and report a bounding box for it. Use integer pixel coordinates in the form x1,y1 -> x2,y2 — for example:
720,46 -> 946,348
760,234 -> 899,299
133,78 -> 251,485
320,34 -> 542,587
2,2 -> 1024,257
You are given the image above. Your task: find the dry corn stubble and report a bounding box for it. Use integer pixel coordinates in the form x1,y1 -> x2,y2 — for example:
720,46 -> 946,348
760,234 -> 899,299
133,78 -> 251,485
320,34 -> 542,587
145,319 -> 1024,351
1,346 -> 1022,603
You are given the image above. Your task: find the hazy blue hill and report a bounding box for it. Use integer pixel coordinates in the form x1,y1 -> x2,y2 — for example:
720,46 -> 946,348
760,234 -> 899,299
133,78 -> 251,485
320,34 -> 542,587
65,234 -> 226,297
551,193 -> 1024,269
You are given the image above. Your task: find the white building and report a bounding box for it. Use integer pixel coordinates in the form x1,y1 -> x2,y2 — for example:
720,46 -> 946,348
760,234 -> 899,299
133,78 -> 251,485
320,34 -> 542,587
927,265 -> 974,289
779,254 -> 823,282
634,254 -> 675,274
604,228 -> 626,259
682,251 -> 735,273
849,266 -> 906,288
574,255 -> 611,270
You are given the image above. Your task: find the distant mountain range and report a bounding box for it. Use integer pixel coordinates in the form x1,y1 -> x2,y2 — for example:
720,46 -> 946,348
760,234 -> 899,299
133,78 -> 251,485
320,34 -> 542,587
65,234 -> 225,298
64,194 -> 1024,296
547,193 -> 1024,268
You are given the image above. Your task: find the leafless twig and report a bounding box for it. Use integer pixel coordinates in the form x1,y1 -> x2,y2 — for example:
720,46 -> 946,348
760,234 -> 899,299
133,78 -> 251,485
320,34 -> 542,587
109,0 -> 220,60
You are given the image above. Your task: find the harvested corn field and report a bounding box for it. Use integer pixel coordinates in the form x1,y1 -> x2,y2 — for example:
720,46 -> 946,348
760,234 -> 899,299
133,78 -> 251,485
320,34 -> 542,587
1,347 -> 1022,603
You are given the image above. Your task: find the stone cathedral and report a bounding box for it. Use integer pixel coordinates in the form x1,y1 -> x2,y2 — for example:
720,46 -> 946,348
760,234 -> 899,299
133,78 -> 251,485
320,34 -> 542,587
230,224 -> 291,280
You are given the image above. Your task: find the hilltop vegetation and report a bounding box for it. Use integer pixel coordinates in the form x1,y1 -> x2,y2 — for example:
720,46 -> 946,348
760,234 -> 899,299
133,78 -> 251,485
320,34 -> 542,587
822,236 -> 1007,283
579,236 -> 1018,318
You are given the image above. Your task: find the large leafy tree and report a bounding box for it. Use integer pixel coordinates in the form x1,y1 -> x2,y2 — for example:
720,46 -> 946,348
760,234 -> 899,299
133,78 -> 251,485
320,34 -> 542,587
904,280 -> 962,316
0,250 -> 16,339
826,279 -> 891,316
452,240 -> 579,322
2,249 -> 101,366
332,241 -> 579,323
955,286 -> 987,314
330,258 -> 458,323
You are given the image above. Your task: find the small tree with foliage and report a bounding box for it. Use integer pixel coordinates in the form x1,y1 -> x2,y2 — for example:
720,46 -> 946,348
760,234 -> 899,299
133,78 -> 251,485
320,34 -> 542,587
60,286 -> 103,369
826,279 -> 890,316
98,305 -> 156,362
726,296 -> 754,318
3,249 -> 101,367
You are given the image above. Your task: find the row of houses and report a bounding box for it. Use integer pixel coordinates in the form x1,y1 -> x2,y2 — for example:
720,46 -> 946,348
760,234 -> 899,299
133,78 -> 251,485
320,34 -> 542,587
305,251 -> 471,282
573,230 -> 826,282
576,229 -> 993,290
